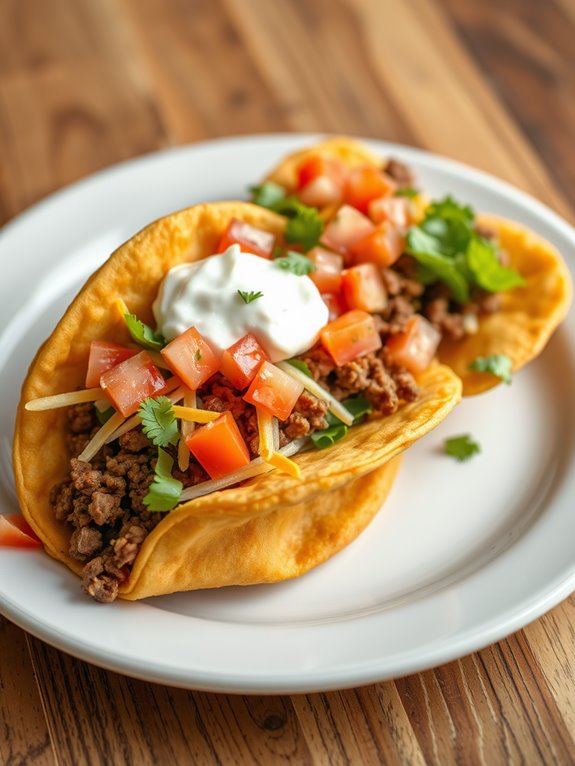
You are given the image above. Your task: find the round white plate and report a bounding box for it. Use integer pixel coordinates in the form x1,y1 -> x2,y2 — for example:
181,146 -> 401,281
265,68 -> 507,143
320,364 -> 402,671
0,135 -> 574,694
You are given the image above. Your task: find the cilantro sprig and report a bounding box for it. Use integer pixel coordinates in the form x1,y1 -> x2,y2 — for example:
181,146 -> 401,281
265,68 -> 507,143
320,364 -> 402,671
469,354 -> 513,384
273,249 -> 316,276
123,311 -> 165,351
143,448 -> 183,512
444,434 -> 481,462
250,182 -> 323,252
237,289 -> 264,304
394,187 -> 419,198
311,397 -> 372,449
138,396 -> 180,447
406,196 -> 525,303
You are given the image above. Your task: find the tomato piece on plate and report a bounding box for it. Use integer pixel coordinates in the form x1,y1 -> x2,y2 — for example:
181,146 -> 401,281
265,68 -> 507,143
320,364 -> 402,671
186,411 -> 250,480
85,341 -> 137,388
386,315 -> 441,375
307,247 -> 344,294
341,263 -> 388,313
322,292 -> 348,322
320,310 -> 382,365
0,515 -> 42,548
368,196 -> 411,228
297,156 -> 347,190
320,205 -> 375,259
350,222 -> 405,268
220,334 -> 269,390
216,219 -> 275,259
161,327 -> 219,391
243,361 -> 304,421
344,167 -> 397,214
100,351 -> 167,417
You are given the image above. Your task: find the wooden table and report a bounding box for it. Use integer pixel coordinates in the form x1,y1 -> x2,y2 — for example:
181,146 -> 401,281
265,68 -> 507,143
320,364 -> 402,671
1,1 -> 574,763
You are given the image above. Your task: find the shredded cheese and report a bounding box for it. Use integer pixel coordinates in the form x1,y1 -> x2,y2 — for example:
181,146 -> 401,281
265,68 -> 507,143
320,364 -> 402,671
266,450 -> 301,479
177,389 -> 196,472
276,361 -> 354,426
77,411 -> 126,463
256,408 -> 275,460
25,388 -> 105,411
172,406 -> 220,424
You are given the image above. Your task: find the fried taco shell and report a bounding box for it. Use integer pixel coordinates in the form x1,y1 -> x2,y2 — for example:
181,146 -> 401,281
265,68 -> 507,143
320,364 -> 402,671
14,202 -> 461,600
265,138 -> 572,395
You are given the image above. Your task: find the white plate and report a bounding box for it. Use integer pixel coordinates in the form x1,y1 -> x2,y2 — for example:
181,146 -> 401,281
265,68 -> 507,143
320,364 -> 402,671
0,135 -> 574,694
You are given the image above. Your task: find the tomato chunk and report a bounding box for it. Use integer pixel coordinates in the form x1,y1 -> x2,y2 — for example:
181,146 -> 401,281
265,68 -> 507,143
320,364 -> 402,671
307,247 -> 344,294
320,205 -> 375,259
243,361 -> 304,421
368,196 -> 411,228
386,315 -> 441,375
322,292 -> 348,321
297,155 -> 347,190
216,219 -> 275,259
220,333 -> 269,390
186,411 -> 250,480
350,222 -> 405,268
161,327 -> 219,391
100,351 -> 167,417
85,341 -> 137,388
320,310 -> 382,365
0,515 -> 42,548
344,167 -> 397,214
341,263 -> 388,313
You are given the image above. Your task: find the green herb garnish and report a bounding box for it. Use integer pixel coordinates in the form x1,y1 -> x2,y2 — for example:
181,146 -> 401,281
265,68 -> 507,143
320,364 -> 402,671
249,182 -> 287,209
406,196 -> 524,303
274,250 -> 316,276
123,312 -> 165,351
444,434 -> 481,462
469,354 -> 513,384
237,289 -> 264,304
394,187 -> 419,198
138,396 -> 179,447
250,183 -> 323,252
143,448 -> 183,512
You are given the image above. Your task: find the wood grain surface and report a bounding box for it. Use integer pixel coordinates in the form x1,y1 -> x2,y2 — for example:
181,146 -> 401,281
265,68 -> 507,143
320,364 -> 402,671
1,0 -> 575,763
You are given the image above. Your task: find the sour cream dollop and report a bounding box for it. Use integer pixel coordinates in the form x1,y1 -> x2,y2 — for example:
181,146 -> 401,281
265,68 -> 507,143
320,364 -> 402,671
153,244 -> 329,362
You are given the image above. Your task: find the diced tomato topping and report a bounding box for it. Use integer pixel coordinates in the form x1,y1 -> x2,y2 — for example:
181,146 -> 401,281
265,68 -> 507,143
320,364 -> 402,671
322,292 -> 347,321
341,263 -> 388,313
368,196 -> 411,228
186,411 -> 250,480
100,351 -> 167,417
216,219 -> 275,259
350,222 -> 405,268
299,175 -> 343,209
243,361 -> 304,421
220,334 -> 269,390
386,315 -> 441,375
161,327 -> 219,391
344,167 -> 397,214
320,310 -> 382,366
85,341 -> 137,388
307,247 -> 344,294
297,156 -> 348,191
320,205 -> 375,259
0,515 -> 42,548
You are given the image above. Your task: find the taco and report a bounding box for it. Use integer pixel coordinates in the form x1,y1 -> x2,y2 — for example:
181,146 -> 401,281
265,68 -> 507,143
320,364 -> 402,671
260,137 -> 572,395
14,202 -> 461,602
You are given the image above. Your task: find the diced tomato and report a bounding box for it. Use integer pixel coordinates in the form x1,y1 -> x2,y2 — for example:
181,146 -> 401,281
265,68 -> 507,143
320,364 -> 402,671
216,219 -> 275,259
307,247 -> 344,294
297,155 -> 347,190
299,175 -> 343,208
161,327 -> 219,391
220,334 -> 269,390
0,515 -> 42,548
186,411 -> 250,480
386,315 -> 441,375
85,341 -> 137,388
368,196 -> 411,228
341,263 -> 388,313
243,361 -> 304,421
320,205 -> 375,259
322,292 -> 347,321
350,222 -> 405,268
344,167 -> 397,214
100,351 -> 167,417
320,310 -> 382,365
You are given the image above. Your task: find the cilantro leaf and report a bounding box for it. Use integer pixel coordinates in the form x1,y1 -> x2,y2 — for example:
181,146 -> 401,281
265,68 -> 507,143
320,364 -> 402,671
274,250 -> 316,276
237,289 -> 264,304
286,358 -> 314,378
143,448 -> 183,512
138,396 -> 180,447
394,187 -> 419,198
469,354 -> 513,384
406,227 -> 470,303
466,237 -> 525,293
444,434 -> 481,462
249,182 -> 287,209
123,312 -> 165,351
283,203 -> 323,251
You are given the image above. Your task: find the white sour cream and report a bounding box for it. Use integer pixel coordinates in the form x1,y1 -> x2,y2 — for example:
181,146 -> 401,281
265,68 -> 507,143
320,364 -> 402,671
153,244 -> 329,362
